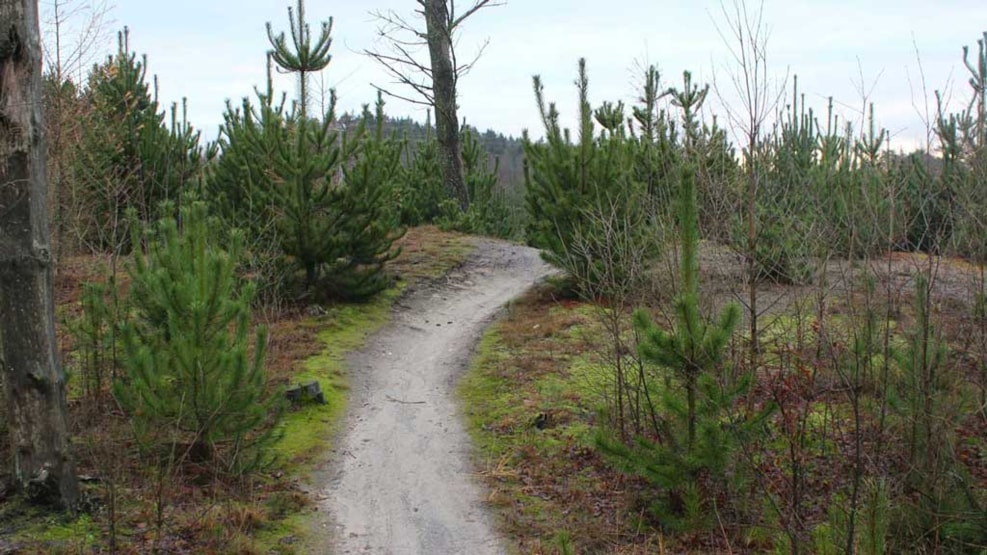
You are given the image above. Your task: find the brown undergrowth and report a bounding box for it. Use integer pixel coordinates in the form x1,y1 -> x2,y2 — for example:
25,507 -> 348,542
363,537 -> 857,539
461,284 -> 667,554
0,226 -> 474,554
462,247 -> 987,554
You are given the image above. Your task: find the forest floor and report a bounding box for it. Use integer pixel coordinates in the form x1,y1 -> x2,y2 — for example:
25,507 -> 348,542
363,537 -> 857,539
304,238 -> 554,554
2,233 -> 984,554
460,245 -> 987,554
1,226 -> 519,554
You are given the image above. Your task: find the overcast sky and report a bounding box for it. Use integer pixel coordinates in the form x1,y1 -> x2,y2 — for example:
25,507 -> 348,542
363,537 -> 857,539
42,1 -> 987,151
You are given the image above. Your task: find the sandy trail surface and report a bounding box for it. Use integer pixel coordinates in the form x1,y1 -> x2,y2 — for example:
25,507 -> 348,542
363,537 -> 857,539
308,238 -> 553,554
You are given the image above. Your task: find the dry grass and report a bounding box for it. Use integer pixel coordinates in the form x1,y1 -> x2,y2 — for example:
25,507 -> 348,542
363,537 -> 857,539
462,285 -> 669,555
463,244 -> 987,554
0,225 -> 475,554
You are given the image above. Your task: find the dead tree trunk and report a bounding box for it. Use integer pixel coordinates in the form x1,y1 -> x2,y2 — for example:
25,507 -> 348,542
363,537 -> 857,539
0,0 -> 79,509
422,0 -> 468,211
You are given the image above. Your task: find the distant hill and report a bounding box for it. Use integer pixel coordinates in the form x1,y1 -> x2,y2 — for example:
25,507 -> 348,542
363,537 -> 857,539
340,112 -> 526,191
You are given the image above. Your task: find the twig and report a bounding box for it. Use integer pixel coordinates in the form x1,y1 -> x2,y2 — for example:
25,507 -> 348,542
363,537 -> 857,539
385,395 -> 427,405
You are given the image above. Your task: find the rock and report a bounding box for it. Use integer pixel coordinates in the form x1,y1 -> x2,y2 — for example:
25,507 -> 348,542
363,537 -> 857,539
286,380 -> 327,405
24,465 -> 59,507
305,305 -> 328,317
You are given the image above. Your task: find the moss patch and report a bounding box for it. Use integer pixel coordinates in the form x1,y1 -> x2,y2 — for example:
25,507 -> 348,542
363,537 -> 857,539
272,289 -> 398,471
459,285 -> 662,554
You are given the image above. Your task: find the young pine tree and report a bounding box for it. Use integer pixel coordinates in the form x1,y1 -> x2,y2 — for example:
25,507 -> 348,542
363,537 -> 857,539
326,95 -> 405,300
73,29 -> 206,252
241,3 -> 402,300
596,79 -> 757,529
396,116 -> 448,226
396,112 -> 446,226
114,200 -> 279,472
440,126 -> 515,238
598,163 -> 748,530
523,59 -> 655,295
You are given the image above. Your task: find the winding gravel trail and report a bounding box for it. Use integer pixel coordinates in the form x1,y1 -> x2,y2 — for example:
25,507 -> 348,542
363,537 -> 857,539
308,239 -> 552,554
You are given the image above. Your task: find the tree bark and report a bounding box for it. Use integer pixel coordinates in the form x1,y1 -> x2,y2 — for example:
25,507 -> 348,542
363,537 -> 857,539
422,0 -> 469,212
0,0 -> 79,509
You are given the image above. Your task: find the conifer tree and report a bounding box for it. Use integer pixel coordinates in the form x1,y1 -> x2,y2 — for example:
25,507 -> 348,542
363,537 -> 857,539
73,29 -> 206,251
265,0 -> 357,290
628,65 -> 679,214
326,95 -> 404,300
209,4 -> 403,301
596,78 -> 754,530
207,56 -> 292,303
523,59 -> 655,295
441,126 -> 515,238
114,200 -> 279,470
267,0 -> 331,120
597,163 -> 747,530
395,113 -> 445,226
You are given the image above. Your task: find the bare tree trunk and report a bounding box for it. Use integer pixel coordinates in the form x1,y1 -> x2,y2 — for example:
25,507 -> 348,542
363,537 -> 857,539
422,0 -> 469,211
0,0 -> 79,509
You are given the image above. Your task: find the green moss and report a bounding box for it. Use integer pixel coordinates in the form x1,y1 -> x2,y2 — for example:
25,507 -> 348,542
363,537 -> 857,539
272,289 -> 399,471
459,309 -> 616,550
0,507 -> 101,551
251,510 -> 308,554
460,311 -> 604,455
254,231 -> 477,551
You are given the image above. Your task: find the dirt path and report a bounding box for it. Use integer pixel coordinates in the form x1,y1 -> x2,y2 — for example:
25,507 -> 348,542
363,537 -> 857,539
308,238 -> 553,554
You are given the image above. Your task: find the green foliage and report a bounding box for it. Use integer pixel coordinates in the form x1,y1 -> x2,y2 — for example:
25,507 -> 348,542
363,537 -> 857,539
327,98 -> 405,300
738,204 -> 815,284
275,110 -> 357,289
113,200 -> 280,473
952,33 -> 987,262
207,89 -> 292,305
888,274 -> 986,552
72,29 -> 208,252
524,59 -> 661,296
266,0 -> 332,118
67,277 -> 121,402
394,117 -> 446,226
439,126 -> 518,238
736,80 -> 824,282
859,478 -> 890,555
629,65 -> 679,209
208,9 -> 403,303
597,164 -> 753,531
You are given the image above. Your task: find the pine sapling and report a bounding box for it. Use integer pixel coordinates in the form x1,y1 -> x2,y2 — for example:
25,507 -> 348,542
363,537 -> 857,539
598,162 -> 747,531
114,200 -> 280,473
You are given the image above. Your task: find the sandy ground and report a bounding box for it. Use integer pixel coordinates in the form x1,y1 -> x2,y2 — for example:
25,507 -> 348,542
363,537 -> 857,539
307,238 -> 553,554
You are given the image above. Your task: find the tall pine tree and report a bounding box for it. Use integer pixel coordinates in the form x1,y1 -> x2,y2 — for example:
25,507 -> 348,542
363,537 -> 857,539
209,2 -> 403,301
72,29 -> 206,252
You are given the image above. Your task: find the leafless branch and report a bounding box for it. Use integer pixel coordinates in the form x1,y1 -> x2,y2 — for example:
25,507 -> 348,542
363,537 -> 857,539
41,0 -> 113,82
449,0 -> 505,30
364,1 -> 503,106
370,83 -> 434,107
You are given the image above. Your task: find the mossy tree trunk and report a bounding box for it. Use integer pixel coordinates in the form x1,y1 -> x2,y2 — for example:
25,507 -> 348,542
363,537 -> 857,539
0,0 -> 79,509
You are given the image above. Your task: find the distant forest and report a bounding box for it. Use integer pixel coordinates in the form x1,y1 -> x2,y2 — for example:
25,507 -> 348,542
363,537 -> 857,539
341,112 -> 526,191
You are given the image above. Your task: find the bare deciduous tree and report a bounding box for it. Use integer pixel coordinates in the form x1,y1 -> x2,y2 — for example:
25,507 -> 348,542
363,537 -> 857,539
365,0 -> 503,211
40,0 -> 110,258
41,0 -> 111,82
0,0 -> 79,508
712,0 -> 786,360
